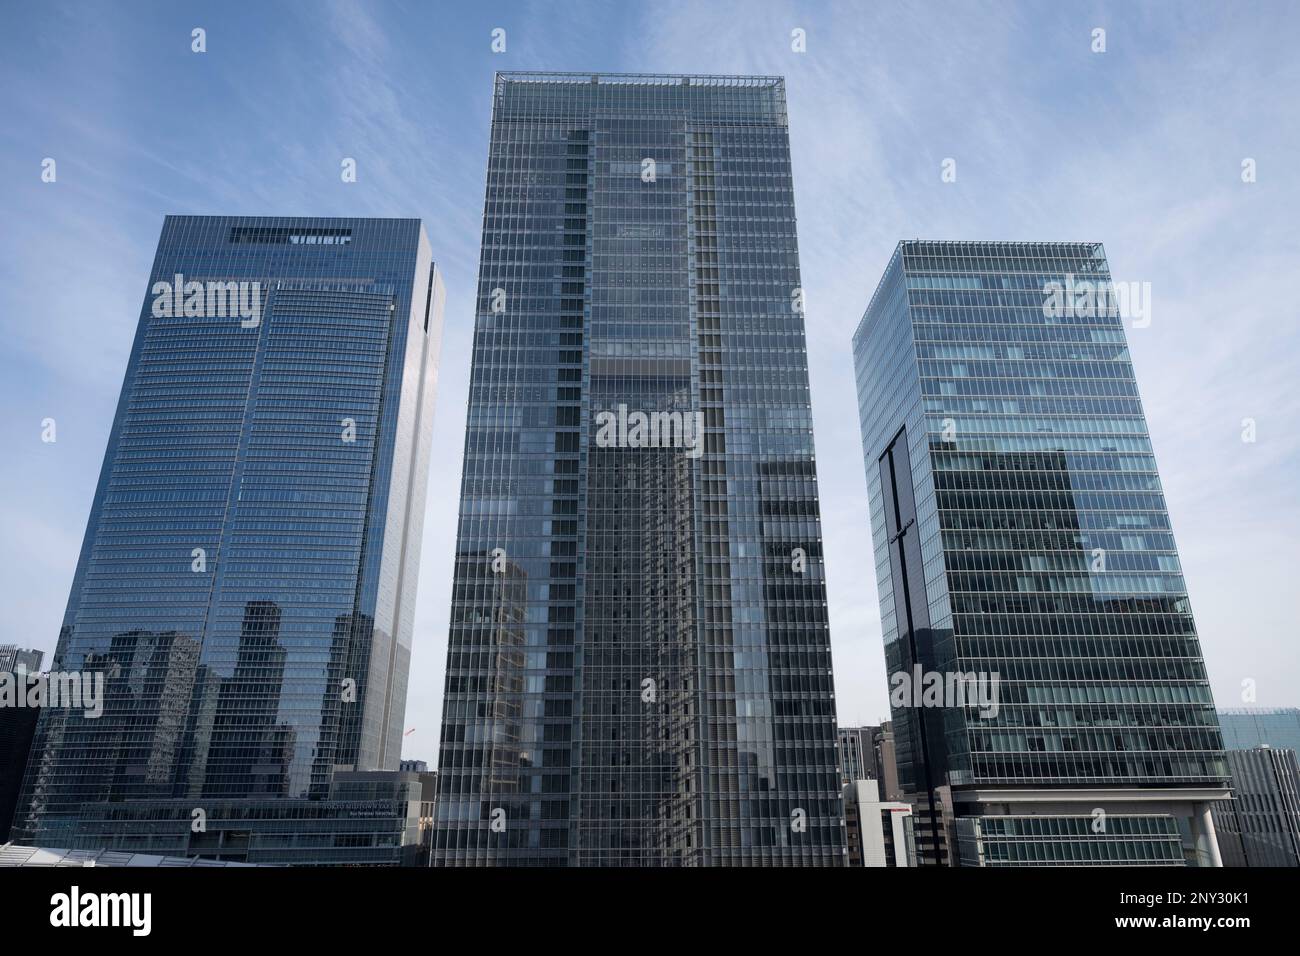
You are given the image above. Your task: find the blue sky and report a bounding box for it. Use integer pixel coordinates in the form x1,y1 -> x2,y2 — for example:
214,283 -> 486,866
2,1 -> 1297,764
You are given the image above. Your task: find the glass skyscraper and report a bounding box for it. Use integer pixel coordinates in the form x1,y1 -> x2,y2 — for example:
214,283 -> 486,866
434,73 -> 843,866
852,240 -> 1228,866
14,216 -> 444,849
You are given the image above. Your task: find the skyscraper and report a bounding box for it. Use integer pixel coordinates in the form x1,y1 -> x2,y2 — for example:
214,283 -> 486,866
15,216 -> 443,850
852,240 -> 1228,866
434,73 -> 843,866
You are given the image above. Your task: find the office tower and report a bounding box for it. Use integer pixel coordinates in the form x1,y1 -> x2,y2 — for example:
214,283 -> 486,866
14,216 -> 444,852
399,758 -> 439,859
837,723 -> 902,797
837,726 -> 878,788
873,720 -> 902,800
852,240 -> 1228,866
1219,708 -> 1300,752
0,648 -> 44,841
842,778 -> 914,867
0,646 -> 43,675
1212,747 -> 1300,867
434,73 -> 842,866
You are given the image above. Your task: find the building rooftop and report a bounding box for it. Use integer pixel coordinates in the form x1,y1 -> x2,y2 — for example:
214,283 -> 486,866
496,71 -> 782,88
0,842 -> 263,867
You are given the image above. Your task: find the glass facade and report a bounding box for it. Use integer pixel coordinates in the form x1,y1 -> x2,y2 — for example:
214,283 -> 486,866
955,815 -> 1185,866
15,216 -> 443,849
1211,746 -> 1300,867
837,726 -> 876,787
853,240 -> 1228,864
434,73 -> 842,866
60,771 -> 430,866
1218,708 -> 1300,752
